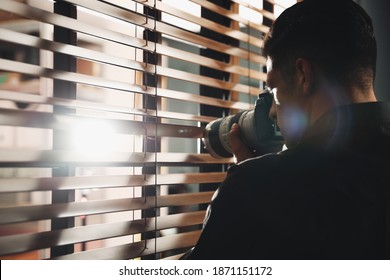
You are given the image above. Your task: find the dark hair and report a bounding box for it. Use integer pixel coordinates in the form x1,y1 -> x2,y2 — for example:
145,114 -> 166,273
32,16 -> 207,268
263,0 -> 377,91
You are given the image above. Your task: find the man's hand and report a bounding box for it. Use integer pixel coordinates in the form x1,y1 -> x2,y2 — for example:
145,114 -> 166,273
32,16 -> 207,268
228,123 -> 255,163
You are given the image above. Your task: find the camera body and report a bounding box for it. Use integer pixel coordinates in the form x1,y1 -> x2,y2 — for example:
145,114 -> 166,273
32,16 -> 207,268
203,89 -> 284,158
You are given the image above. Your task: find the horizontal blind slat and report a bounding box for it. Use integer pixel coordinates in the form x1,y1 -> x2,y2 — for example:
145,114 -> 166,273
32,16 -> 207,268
188,0 -> 270,33
51,230 -> 201,260
157,88 -> 253,110
0,172 -> 226,193
0,150 -> 233,166
157,65 -> 261,95
0,211 -> 205,256
0,192 -> 214,224
231,0 -> 276,22
0,90 -> 216,124
0,87 -> 252,113
0,107 -> 203,138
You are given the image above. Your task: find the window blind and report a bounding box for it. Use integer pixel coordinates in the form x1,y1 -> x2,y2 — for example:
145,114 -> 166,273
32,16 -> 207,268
0,0 -> 293,260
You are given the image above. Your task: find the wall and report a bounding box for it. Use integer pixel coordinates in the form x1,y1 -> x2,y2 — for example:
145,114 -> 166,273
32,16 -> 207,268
359,0 -> 390,101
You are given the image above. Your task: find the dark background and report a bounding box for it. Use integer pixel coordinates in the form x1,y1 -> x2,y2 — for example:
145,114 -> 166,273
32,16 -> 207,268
360,0 -> 390,101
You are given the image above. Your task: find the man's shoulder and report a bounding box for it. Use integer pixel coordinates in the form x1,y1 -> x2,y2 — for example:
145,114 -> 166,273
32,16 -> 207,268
225,146 -> 328,187
226,151 -> 292,181
231,152 -> 278,170
233,149 -> 295,170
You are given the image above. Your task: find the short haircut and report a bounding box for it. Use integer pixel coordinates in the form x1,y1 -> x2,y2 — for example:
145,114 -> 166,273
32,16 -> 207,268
263,0 -> 377,91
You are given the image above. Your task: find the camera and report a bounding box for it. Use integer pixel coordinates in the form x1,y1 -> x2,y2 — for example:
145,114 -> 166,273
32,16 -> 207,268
203,88 -> 284,158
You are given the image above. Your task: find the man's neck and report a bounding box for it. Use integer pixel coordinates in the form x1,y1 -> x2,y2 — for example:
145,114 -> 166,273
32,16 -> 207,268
307,83 -> 377,126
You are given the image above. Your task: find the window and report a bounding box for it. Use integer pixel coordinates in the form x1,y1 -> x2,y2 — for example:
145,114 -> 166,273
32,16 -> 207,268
0,0 -> 294,260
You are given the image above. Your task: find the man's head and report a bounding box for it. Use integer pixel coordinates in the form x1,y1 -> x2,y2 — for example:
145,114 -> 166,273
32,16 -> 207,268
264,0 -> 377,147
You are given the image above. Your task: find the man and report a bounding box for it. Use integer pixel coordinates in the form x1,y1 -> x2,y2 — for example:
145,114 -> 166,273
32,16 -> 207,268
183,0 -> 390,259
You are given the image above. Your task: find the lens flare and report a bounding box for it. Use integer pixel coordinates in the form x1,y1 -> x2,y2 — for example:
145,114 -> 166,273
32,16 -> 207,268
71,120 -> 116,156
280,105 -> 309,143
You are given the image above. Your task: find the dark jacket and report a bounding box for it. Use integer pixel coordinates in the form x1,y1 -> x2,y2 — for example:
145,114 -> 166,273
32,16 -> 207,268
184,102 -> 390,259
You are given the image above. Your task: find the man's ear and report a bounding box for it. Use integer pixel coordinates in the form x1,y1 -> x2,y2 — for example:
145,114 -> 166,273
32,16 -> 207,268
295,58 -> 314,95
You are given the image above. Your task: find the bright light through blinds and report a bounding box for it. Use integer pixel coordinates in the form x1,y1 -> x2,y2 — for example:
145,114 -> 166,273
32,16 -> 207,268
239,1 -> 263,25
70,120 -> 117,156
274,0 -> 297,17
162,0 -> 201,32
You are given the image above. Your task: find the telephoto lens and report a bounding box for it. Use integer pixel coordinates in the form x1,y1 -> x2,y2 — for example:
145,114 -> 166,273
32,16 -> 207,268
203,88 -> 284,158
